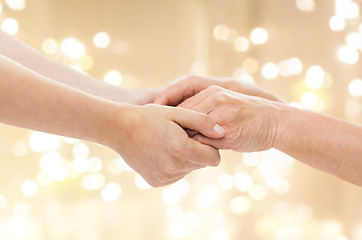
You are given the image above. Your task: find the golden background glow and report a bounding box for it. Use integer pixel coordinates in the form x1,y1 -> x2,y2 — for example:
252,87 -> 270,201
0,0 -> 362,239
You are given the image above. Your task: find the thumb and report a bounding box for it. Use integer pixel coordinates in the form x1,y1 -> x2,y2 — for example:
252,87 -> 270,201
171,108 -> 225,139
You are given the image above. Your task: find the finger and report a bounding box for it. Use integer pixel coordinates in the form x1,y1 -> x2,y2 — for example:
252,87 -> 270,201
178,85 -> 223,109
154,80 -> 195,106
192,133 -> 226,150
185,138 -> 221,167
171,107 -> 225,138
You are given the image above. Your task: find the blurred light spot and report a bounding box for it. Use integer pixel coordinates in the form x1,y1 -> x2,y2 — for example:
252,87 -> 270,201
322,220 -> 343,238
167,205 -> 183,220
10,213 -> 28,239
234,36 -> 249,52
196,185 -> 220,209
170,221 -> 189,239
218,174 -> 234,190
300,92 -> 319,110
274,179 -> 290,194
0,3 -> 2,16
77,55 -> 94,71
296,0 -> 315,12
104,70 -> 123,86
348,79 -> 362,97
287,57 -> 303,75
248,185 -> 267,201
73,157 -> 90,173
72,142 -> 89,158
345,99 -> 361,119
108,157 -> 131,175
296,206 -> 313,222
5,0 -> 25,10
88,157 -> 103,173
163,188 -> 181,205
134,174 -> 152,189
235,173 -> 253,192
21,179 -> 38,197
345,32 -> 362,49
242,58 -> 259,74
243,152 -> 259,166
338,46 -> 359,64
230,196 -> 252,214
81,173 -> 105,190
238,73 -> 254,84
36,171 -> 52,186
61,38 -> 85,59
93,32 -> 110,48
336,0 -> 360,19
305,65 -> 324,89
190,61 -> 207,75
60,136 -> 79,144
39,152 -> 68,181
262,62 -> 278,79
41,38 -> 58,54
112,40 -> 129,55
277,227 -> 305,240
101,182 -> 122,202
1,18 -> 19,35
278,60 -> 290,77
184,211 -> 199,228
0,194 -> 7,209
213,25 -> 230,41
12,140 -> 28,157
71,65 -> 83,72
211,228 -> 229,240
29,131 -> 60,152
329,15 -> 346,31
250,28 -> 268,45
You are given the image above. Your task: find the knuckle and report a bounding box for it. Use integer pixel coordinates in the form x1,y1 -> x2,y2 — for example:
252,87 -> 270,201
169,140 -> 186,158
208,85 -> 223,93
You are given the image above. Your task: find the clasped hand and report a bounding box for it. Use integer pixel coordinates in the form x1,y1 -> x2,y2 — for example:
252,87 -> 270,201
113,75 -> 282,187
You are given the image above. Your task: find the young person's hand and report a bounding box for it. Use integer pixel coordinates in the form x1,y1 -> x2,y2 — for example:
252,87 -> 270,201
154,75 -> 283,106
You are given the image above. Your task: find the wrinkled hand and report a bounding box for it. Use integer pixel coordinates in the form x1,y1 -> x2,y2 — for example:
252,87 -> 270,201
154,75 -> 283,106
179,86 -> 282,152
109,104 -> 225,187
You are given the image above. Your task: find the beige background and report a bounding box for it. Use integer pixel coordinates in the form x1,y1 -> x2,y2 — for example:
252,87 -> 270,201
0,0 -> 361,239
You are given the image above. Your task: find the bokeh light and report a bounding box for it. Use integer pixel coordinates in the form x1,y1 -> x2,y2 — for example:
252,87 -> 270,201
61,38 -> 85,59
1,18 -> 19,35
0,1 -> 361,239
93,32 -> 110,48
104,70 -> 123,86
250,28 -> 268,45
5,0 -> 26,11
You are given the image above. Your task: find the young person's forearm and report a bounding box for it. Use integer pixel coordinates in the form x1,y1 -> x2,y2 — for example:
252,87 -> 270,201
0,31 -> 142,103
275,106 -> 362,185
0,53 -> 129,145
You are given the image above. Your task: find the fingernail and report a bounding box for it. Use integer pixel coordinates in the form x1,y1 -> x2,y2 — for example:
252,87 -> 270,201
213,124 -> 225,136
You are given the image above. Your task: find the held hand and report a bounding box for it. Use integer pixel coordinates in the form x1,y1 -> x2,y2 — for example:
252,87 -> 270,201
154,75 -> 283,106
179,86 -> 281,152
107,104 -> 225,187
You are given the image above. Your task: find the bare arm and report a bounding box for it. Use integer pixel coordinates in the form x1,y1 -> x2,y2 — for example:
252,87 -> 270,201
0,30 -> 159,104
275,106 -> 362,185
180,86 -> 362,186
0,54 -> 225,187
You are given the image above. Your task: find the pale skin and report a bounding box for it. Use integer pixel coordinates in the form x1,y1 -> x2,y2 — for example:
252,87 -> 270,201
1,32 -> 283,187
171,86 -> 362,187
0,53 -> 233,187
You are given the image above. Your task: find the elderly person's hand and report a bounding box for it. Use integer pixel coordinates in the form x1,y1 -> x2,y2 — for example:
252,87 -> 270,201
180,85 -> 362,187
